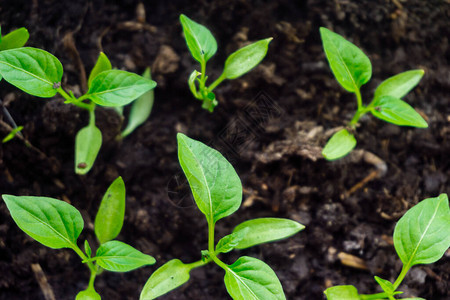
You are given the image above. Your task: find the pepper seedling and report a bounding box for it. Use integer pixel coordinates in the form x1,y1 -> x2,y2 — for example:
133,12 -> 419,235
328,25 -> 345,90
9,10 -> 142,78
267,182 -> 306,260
0,47 -> 156,174
324,193 -> 450,300
180,14 -> 272,112
2,177 -> 155,299
140,133 -> 304,299
319,27 -> 428,160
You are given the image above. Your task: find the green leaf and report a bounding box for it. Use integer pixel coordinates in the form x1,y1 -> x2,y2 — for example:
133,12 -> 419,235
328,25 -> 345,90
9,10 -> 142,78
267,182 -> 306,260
370,95 -> 428,128
95,240 -> 155,272
0,27 -> 29,51
232,218 -> 304,250
320,27 -> 372,92
177,133 -> 242,224
88,52 -> 112,88
76,287 -> 101,300
2,195 -> 83,249
84,240 -> 92,258
394,194 -> 450,269
223,38 -> 272,80
75,124 -> 102,175
94,177 -> 126,244
86,69 -> 156,107
121,67 -> 154,137
140,259 -> 191,300
216,228 -> 249,254
2,125 -> 23,143
374,276 -> 395,295
324,285 -> 360,300
374,70 -> 424,100
188,69 -> 201,99
180,14 -> 217,63
322,129 -> 357,160
224,256 -> 285,300
0,47 -> 63,97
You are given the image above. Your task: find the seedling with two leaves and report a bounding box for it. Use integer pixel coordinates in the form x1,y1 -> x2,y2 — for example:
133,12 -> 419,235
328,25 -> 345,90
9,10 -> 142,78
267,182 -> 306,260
140,133 -> 304,299
2,177 -> 155,299
324,194 -> 450,300
320,27 -> 428,160
180,14 -> 272,112
0,45 -> 156,174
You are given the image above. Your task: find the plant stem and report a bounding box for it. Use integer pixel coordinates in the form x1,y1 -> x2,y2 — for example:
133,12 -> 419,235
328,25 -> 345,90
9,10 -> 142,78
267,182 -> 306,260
57,87 -> 93,111
392,265 -> 409,290
186,258 -> 211,270
208,73 -> 226,92
199,60 -> 207,91
207,220 -> 230,272
360,292 -> 389,299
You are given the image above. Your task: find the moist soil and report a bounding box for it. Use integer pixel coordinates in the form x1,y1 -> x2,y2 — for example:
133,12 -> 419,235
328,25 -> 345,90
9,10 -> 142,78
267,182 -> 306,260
0,1 -> 449,299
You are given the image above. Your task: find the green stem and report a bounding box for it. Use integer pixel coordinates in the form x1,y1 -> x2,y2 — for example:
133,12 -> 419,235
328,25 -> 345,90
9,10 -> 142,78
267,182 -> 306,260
186,257 -> 211,270
360,292 -> 389,299
392,265 -> 409,290
87,268 -> 97,290
57,87 -> 94,111
89,108 -> 96,127
199,60 -> 207,90
207,220 -> 230,272
207,73 -> 226,92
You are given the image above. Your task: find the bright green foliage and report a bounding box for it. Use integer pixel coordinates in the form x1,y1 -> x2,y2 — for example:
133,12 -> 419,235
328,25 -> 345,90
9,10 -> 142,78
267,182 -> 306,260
321,129 -> 356,160
140,134 -> 304,299
319,27 -> 427,160
324,194 -> 450,300
0,27 -> 29,51
2,177 -> 155,299
2,125 -> 23,143
94,176 -> 126,244
180,14 -> 271,112
88,52 -> 111,88
75,123 -> 102,175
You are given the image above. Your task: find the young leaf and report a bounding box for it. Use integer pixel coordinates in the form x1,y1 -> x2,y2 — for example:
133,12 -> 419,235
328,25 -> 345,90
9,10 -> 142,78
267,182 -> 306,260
222,38 -> 272,80
94,176 -> 126,244
0,27 -> 29,51
2,195 -> 83,249
324,285 -> 360,300
88,52 -> 112,88
320,27 -> 372,93
322,129 -> 357,160
374,276 -> 395,295
2,125 -> 23,143
121,67 -> 154,137
216,227 -> 249,254
95,240 -> 155,272
140,259 -> 191,300
75,124 -> 102,175
370,95 -> 428,128
231,218 -> 304,250
374,70 -> 424,100
394,194 -> 450,268
84,240 -> 92,258
0,47 -> 63,97
177,133 -> 242,224
224,256 -> 285,300
180,14 -> 217,63
86,70 -> 156,107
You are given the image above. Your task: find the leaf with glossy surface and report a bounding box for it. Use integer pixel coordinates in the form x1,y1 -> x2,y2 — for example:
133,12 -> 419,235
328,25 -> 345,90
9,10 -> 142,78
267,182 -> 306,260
223,38 -> 272,80
224,256 -> 285,300
121,67 -> 154,137
0,27 -> 29,51
232,218 -> 304,250
86,70 -> 156,107
320,27 -> 372,92
88,52 -> 112,88
177,133 -> 242,224
394,194 -> 450,268
95,240 -> 155,272
75,124 -> 102,175
322,129 -> 356,160
0,47 -> 63,97
140,259 -> 191,300
324,285 -> 359,300
180,14 -> 217,63
370,95 -> 428,128
2,195 -> 83,249
94,177 -> 126,244
374,70 -> 424,100
216,227 -> 249,254
374,276 -> 395,295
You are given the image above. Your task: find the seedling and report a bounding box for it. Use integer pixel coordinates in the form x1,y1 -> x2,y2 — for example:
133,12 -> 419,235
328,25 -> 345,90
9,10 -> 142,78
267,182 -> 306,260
140,133 -> 304,299
320,27 -> 428,160
180,14 -> 272,112
324,194 -> 450,300
0,47 -> 156,174
2,177 -> 155,299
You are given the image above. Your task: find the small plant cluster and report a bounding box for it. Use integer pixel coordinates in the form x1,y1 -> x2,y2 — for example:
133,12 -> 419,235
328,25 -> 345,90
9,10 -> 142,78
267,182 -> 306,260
0,32 -> 156,174
180,14 -> 271,112
325,193 -> 450,300
319,27 -> 428,160
140,133 -> 304,299
2,177 -> 155,299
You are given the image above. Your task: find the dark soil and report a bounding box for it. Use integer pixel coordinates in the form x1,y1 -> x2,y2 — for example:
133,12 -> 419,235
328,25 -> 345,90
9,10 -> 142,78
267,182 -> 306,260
0,0 -> 449,299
